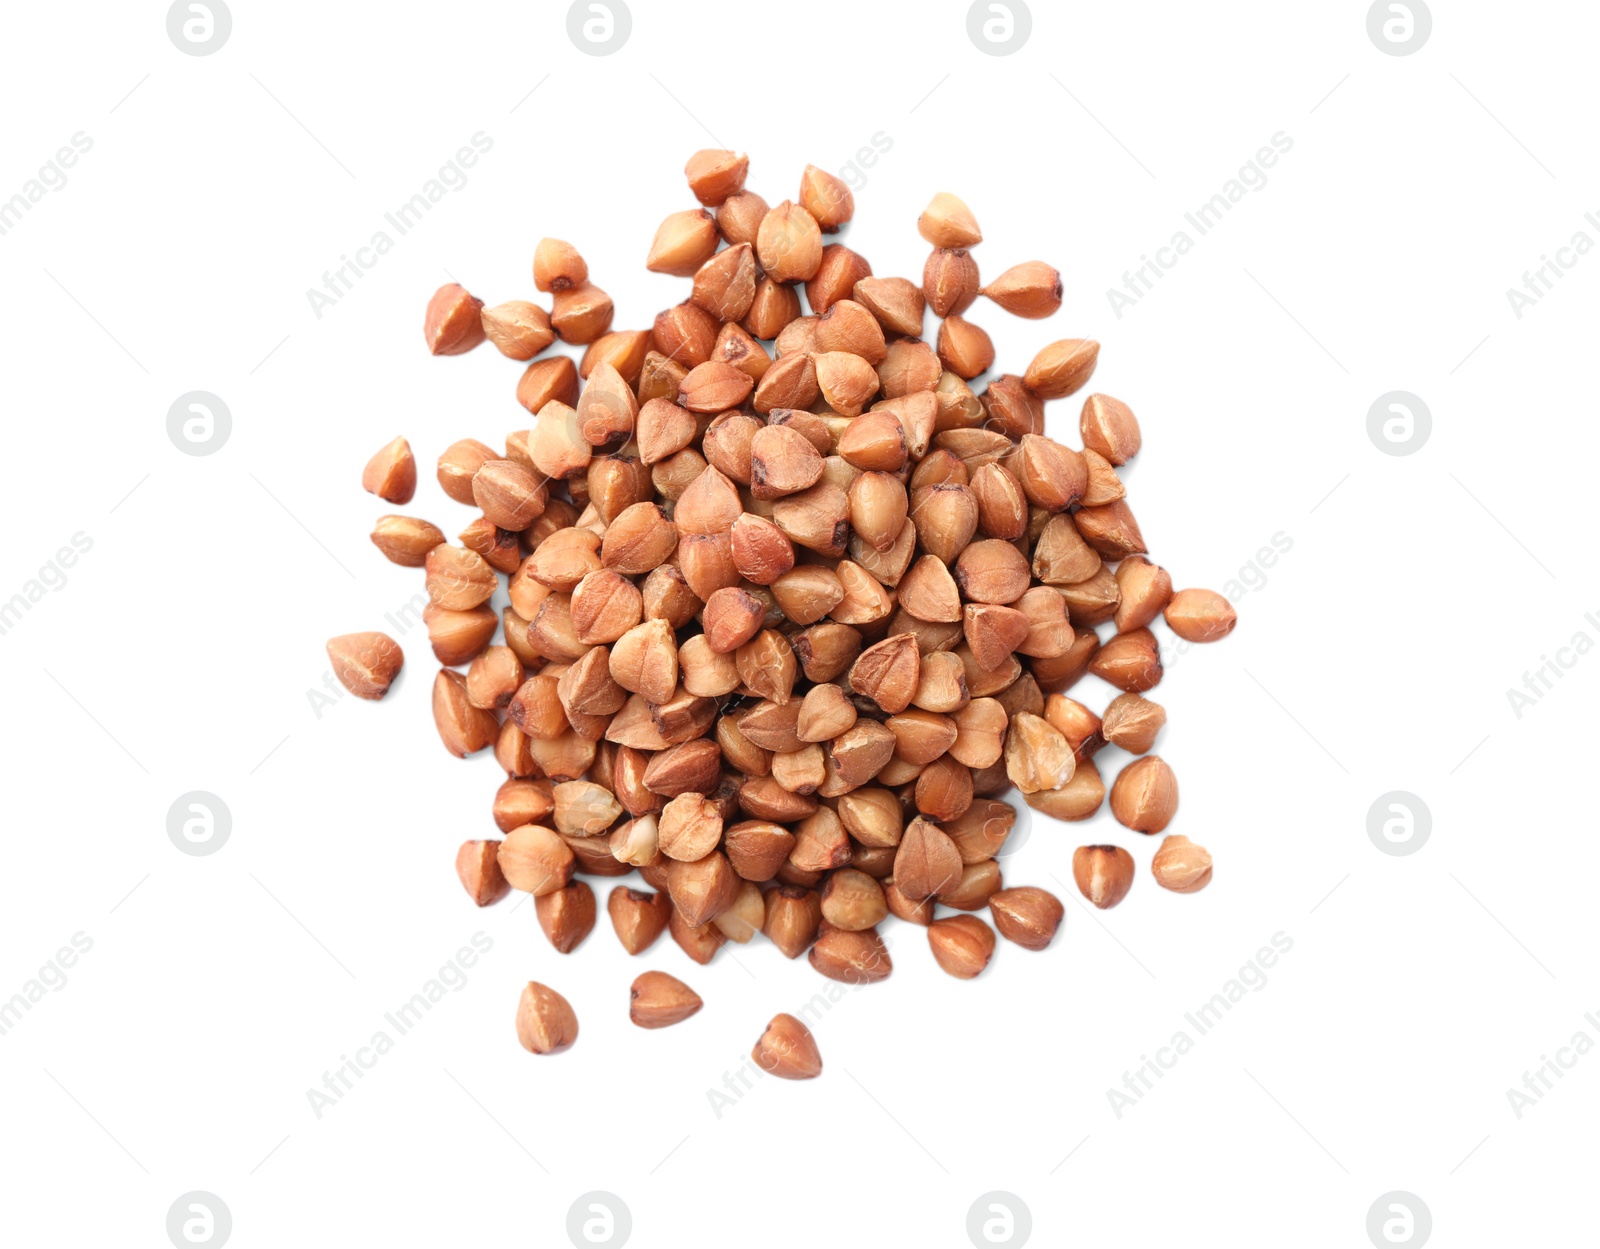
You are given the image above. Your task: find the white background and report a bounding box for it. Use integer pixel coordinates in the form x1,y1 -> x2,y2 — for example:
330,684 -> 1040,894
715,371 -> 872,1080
0,1 -> 1593,1245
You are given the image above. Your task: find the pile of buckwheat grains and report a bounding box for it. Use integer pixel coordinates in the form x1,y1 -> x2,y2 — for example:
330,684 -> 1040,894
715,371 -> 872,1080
327,151 -> 1235,1079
